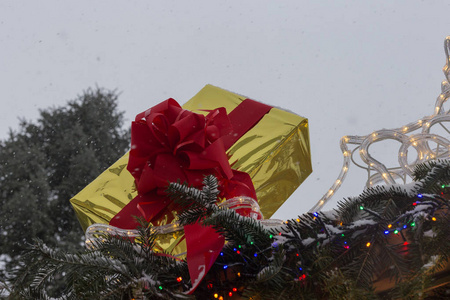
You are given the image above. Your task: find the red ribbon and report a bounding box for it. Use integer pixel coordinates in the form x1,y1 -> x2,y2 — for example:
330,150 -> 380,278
109,97 -> 271,292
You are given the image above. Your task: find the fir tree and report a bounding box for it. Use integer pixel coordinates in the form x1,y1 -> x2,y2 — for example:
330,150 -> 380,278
0,88 -> 129,296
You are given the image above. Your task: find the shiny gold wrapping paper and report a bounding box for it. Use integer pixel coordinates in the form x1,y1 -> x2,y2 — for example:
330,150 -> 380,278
183,85 -> 312,218
70,84 -> 312,254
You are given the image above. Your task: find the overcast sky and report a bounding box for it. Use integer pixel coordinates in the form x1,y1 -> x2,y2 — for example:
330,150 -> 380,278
1,1 -> 449,220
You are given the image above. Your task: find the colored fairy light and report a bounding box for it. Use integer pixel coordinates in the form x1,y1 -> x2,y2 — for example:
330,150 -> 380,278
442,184 -> 446,188
229,292 -> 233,297
313,212 -> 318,217
158,286 -> 163,290
411,222 -> 416,227
233,248 -> 237,252
344,245 -> 349,249
236,250 -> 241,254
310,37 -> 450,213
413,202 -> 417,206
341,233 -> 345,237
403,241 -> 408,246
298,274 -> 307,281
237,272 -> 241,277
296,253 -> 300,257
388,224 -> 392,228
223,265 -> 228,269
250,241 -> 254,245
366,242 -> 371,247
269,234 -> 273,238
384,230 -> 389,234
220,252 -> 224,256
238,245 -> 242,248
359,206 -> 364,210
432,217 -> 437,221
233,288 -> 237,292
403,225 -> 407,229
254,253 -> 258,257
176,277 -> 182,282
417,194 -> 423,198
394,230 -> 399,234
214,293 -> 218,298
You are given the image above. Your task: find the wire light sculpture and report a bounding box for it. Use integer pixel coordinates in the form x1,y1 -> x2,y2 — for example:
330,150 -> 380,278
310,36 -> 450,212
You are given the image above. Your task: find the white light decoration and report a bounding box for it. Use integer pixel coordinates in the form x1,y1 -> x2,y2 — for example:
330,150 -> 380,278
85,196 -> 283,251
310,36 -> 450,212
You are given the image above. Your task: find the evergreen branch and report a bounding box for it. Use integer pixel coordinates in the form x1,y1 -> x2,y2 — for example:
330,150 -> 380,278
203,208 -> 272,247
255,249 -> 286,283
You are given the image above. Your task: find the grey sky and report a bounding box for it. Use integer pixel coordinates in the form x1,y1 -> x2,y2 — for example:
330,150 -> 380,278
1,1 -> 449,219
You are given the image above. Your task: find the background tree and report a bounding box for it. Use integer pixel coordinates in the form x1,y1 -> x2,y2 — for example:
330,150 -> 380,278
0,88 -> 129,267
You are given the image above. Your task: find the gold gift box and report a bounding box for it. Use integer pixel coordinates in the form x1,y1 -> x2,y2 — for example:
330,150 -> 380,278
71,84 -> 312,240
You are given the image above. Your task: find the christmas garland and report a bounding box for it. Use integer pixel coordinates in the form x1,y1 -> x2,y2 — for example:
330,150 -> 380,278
7,160 -> 450,299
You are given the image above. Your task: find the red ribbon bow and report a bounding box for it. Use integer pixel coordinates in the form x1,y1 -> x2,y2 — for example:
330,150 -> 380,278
110,98 -> 266,292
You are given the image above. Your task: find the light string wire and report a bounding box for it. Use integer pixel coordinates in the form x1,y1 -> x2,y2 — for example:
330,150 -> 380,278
310,36 -> 450,212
